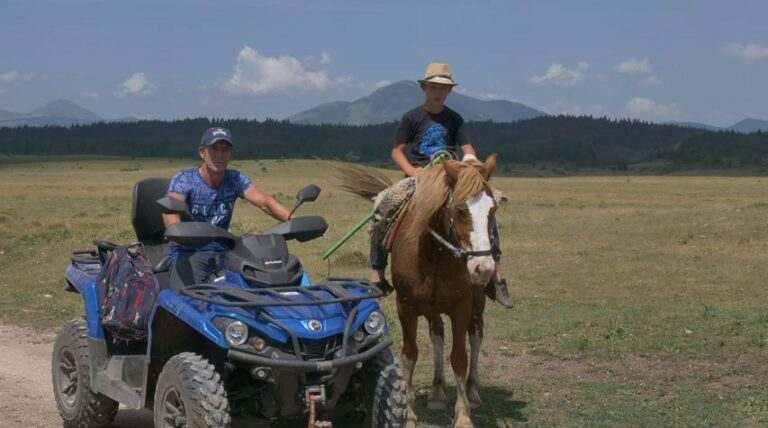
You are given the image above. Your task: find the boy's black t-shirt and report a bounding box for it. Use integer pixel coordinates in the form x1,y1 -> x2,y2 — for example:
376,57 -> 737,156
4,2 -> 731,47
394,106 -> 470,165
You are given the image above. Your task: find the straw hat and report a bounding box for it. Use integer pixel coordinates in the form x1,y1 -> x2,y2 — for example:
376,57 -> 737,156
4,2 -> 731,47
418,62 -> 458,86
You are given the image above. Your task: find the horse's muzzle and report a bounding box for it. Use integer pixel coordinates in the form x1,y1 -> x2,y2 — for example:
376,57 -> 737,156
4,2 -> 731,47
467,256 -> 495,286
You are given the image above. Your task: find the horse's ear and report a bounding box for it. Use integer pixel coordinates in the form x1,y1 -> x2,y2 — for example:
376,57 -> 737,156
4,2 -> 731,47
480,154 -> 498,180
443,160 -> 461,182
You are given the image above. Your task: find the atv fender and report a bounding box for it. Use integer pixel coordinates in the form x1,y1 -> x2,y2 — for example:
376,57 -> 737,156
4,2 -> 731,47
150,289 -> 228,348
68,275 -> 105,339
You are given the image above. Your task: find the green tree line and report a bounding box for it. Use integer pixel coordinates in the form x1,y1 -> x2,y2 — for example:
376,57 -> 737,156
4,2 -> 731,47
1,116 -> 765,169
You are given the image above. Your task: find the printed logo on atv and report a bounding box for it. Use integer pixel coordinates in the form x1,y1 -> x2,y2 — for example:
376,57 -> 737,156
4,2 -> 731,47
308,319 -> 323,332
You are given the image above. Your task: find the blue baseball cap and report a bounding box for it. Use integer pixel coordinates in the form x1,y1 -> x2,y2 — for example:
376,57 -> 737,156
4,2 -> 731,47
200,127 -> 233,147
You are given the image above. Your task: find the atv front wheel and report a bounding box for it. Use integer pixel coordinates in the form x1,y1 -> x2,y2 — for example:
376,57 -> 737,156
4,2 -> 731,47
52,319 -> 118,428
337,348 -> 407,427
153,352 -> 231,428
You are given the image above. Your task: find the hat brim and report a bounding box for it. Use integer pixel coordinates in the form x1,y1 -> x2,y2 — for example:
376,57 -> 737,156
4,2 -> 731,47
201,138 -> 232,147
418,76 -> 458,86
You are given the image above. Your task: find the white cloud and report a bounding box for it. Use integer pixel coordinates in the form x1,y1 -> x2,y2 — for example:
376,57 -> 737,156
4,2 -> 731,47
374,80 -> 391,89
723,43 -> 768,63
529,61 -> 589,87
223,46 -> 336,95
625,97 -> 678,120
115,72 -> 156,97
615,58 -> 662,85
615,58 -> 651,75
0,70 -> 44,84
320,52 -> 331,65
640,75 -> 662,85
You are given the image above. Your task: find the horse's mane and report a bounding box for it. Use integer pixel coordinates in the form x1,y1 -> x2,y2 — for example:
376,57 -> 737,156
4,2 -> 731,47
407,161 -> 488,242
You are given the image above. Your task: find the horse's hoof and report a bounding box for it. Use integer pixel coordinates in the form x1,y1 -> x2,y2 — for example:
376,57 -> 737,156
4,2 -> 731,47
405,417 -> 418,428
428,386 -> 447,410
467,388 -> 482,409
405,408 -> 418,428
452,414 -> 475,428
427,399 -> 447,410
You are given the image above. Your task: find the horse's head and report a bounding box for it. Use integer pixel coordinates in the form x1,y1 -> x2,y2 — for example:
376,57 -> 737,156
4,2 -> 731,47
441,154 -> 498,286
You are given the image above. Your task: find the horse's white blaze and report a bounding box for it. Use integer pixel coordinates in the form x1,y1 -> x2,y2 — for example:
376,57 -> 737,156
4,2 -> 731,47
466,192 -> 495,284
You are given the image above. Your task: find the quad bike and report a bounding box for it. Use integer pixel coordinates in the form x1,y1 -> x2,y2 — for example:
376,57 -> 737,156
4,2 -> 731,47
52,177 -> 406,427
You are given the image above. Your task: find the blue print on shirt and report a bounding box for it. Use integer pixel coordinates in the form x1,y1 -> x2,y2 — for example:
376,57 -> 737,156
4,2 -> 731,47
418,123 -> 449,157
168,168 -> 251,230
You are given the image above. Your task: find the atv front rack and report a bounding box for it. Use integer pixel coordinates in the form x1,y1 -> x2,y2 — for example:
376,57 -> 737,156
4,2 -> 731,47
179,278 -> 391,370
178,278 -> 383,307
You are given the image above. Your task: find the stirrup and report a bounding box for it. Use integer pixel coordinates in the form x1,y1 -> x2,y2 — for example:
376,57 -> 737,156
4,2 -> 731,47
372,279 -> 394,296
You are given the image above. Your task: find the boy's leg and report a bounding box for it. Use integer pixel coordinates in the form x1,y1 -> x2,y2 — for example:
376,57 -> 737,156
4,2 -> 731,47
369,220 -> 393,294
486,214 -> 513,308
168,250 -> 221,291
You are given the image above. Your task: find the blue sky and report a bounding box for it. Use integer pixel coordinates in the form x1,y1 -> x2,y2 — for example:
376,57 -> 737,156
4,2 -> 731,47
0,0 -> 766,126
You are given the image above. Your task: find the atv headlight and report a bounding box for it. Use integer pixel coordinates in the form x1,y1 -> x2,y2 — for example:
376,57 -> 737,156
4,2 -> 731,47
363,311 -> 385,335
224,320 -> 249,346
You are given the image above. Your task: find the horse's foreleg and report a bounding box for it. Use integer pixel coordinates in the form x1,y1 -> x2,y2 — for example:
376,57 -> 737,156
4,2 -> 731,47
427,315 -> 447,410
398,304 -> 419,428
449,309 -> 475,428
467,290 -> 486,409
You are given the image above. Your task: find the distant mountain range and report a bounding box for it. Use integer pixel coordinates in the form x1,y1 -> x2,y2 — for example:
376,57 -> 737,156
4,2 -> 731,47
0,100 -> 138,128
1,93 -> 766,134
667,118 -> 768,133
0,100 -> 102,128
287,80 -> 546,125
729,118 -> 768,133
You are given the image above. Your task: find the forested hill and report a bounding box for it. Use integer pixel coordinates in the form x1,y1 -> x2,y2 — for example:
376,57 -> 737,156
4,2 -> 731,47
1,116 -> 767,170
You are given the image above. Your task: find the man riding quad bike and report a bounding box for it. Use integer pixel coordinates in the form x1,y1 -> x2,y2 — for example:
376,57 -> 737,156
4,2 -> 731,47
52,129 -> 407,427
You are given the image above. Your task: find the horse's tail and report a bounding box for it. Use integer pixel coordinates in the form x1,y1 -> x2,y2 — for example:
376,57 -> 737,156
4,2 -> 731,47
334,163 -> 393,200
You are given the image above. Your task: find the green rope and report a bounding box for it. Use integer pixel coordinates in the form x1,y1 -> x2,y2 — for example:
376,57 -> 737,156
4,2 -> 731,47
322,153 -> 447,260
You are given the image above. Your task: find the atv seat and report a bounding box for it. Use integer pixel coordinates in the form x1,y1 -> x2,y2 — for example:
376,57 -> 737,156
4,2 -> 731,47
132,177 -> 172,289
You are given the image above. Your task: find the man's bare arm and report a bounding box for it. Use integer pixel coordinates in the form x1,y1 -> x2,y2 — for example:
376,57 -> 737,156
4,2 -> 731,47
161,192 -> 185,226
391,143 -> 421,176
243,185 -> 291,222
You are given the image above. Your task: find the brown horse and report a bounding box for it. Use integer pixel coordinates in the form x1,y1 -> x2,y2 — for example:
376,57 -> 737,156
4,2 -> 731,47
338,155 -> 498,428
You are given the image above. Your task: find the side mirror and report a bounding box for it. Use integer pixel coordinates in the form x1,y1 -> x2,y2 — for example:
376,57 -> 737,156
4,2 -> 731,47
289,185 -> 321,218
296,185 -> 321,204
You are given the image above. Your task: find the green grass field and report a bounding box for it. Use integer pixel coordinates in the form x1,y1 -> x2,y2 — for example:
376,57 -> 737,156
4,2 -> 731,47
0,157 -> 766,427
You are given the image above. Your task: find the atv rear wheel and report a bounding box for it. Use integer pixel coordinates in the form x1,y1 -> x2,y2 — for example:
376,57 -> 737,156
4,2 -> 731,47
153,352 -> 231,428
337,348 -> 407,427
52,319 -> 119,428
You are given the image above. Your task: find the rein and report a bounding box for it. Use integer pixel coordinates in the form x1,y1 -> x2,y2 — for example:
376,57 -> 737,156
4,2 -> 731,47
428,190 -> 493,259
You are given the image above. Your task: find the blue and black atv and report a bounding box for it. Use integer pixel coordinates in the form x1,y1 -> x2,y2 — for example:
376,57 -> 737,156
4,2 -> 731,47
52,178 -> 406,427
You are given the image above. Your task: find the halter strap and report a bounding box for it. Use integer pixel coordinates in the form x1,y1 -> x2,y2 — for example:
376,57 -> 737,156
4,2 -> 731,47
428,228 -> 493,259
428,190 -> 493,259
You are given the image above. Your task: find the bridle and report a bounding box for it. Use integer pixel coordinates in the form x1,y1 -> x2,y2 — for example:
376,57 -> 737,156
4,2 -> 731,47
428,190 -> 494,259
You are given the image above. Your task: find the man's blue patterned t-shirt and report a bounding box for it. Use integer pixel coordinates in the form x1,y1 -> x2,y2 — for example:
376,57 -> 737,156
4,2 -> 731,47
167,168 -> 252,253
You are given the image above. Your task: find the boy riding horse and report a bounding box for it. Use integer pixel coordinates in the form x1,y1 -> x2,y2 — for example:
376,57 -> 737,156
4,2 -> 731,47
369,62 -> 512,308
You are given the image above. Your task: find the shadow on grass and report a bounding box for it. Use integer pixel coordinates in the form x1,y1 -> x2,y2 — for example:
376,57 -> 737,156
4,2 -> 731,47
416,384 -> 527,426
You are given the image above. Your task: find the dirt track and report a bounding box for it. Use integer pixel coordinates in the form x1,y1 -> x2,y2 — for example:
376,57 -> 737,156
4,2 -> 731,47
0,324 -> 157,427
0,324 -> 283,427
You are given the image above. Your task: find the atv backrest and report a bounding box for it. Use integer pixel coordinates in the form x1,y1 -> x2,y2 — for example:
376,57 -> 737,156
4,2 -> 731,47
132,177 -> 170,245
